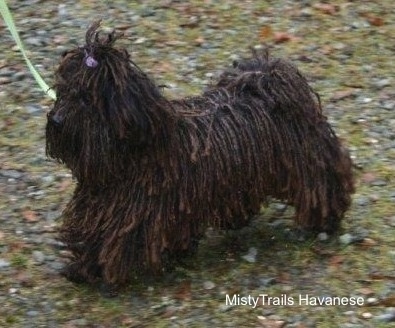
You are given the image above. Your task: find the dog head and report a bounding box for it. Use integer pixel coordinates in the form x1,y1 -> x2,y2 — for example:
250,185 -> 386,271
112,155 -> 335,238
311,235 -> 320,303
46,21 -> 174,182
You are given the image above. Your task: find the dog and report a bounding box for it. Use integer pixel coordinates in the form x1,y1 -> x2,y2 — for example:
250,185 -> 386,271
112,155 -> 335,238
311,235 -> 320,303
46,21 -> 354,289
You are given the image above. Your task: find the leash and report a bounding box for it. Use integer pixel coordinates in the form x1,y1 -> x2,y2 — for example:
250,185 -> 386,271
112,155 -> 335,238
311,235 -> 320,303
0,0 -> 56,100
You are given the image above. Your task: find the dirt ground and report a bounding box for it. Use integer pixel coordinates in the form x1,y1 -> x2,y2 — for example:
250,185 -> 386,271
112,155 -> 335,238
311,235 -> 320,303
0,1 -> 394,327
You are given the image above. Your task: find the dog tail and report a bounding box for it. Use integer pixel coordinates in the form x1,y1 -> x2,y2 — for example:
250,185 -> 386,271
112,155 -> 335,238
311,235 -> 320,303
217,49 -> 323,122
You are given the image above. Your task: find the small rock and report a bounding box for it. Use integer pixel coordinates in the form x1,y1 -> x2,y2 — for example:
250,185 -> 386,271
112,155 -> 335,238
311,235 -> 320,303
360,238 -> 377,247
68,319 -> 88,326
372,78 -> 391,89
373,308 -> 395,323
218,304 -> 232,312
58,4 -> 68,16
355,197 -> 369,206
0,169 -> 23,179
380,100 -> 395,110
370,179 -> 387,187
25,37 -> 45,47
260,277 -> 277,287
386,216 -> 395,227
13,71 -> 27,81
274,203 -> 288,212
44,211 -> 61,222
354,227 -> 369,240
41,175 -> 55,184
25,104 -> 42,115
0,259 -> 11,269
9,288 -> 18,294
300,8 -> 313,17
366,297 -> 378,305
368,194 -> 379,203
242,247 -> 257,263
361,312 -> 373,319
203,281 -> 215,290
317,232 -> 329,241
32,250 -> 45,264
134,37 -> 147,44
339,233 -> 353,245
26,310 -> 39,317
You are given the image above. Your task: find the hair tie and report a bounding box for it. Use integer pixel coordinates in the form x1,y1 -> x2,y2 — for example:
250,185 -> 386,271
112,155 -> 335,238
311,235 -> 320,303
84,49 -> 98,68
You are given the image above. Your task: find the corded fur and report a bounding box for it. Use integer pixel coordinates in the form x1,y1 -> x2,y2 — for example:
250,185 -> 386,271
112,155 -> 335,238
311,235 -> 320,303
46,22 -> 354,287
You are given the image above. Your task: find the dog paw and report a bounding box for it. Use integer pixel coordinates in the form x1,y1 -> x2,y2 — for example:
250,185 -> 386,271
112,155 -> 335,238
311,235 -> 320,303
99,283 -> 119,298
60,263 -> 87,284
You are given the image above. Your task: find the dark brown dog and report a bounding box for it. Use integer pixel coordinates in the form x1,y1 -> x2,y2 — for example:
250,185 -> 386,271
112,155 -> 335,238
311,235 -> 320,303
46,22 -> 354,288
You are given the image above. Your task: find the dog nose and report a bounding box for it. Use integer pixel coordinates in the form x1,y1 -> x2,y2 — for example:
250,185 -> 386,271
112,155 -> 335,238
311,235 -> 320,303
51,112 -> 64,125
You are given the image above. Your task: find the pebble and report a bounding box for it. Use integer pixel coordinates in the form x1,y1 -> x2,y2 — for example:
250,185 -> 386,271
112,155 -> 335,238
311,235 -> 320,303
339,233 -> 354,245
374,312 -> 395,323
259,277 -> 277,287
370,179 -> 387,187
372,78 -> 391,90
241,247 -> 257,263
13,71 -> 27,81
0,259 -> 11,269
0,169 -> 23,179
68,319 -> 88,326
380,100 -> 395,110
27,310 -> 39,317
373,308 -> 395,323
387,216 -> 395,228
317,232 -> 328,241
366,297 -> 378,305
25,104 -> 43,115
203,281 -> 216,290
218,304 -> 232,312
32,250 -> 45,264
355,197 -> 369,206
9,288 -> 18,294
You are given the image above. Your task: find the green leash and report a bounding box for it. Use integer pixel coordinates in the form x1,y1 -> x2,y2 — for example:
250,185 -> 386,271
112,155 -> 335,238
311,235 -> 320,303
0,0 -> 56,100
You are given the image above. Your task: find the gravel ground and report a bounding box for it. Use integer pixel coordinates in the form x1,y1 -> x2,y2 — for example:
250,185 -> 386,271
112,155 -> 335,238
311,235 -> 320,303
1,0 -> 395,327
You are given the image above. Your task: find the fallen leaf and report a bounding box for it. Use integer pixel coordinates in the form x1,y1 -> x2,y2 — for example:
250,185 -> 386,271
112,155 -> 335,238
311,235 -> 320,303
276,272 -> 291,284
360,13 -> 385,27
257,316 -> 286,328
15,272 -> 35,287
311,245 -> 335,256
9,241 -> 28,251
273,32 -> 293,43
120,315 -> 138,326
378,295 -> 395,307
367,16 -> 384,26
313,3 -> 338,15
359,238 -> 378,248
259,25 -> 273,41
115,24 -> 133,31
357,287 -> 375,296
194,36 -> 205,46
174,280 -> 192,301
330,89 -> 355,101
22,209 -> 39,222
320,45 -> 335,55
58,179 -> 72,192
368,271 -> 395,281
328,255 -> 344,268
179,16 -> 200,28
361,172 -> 377,184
